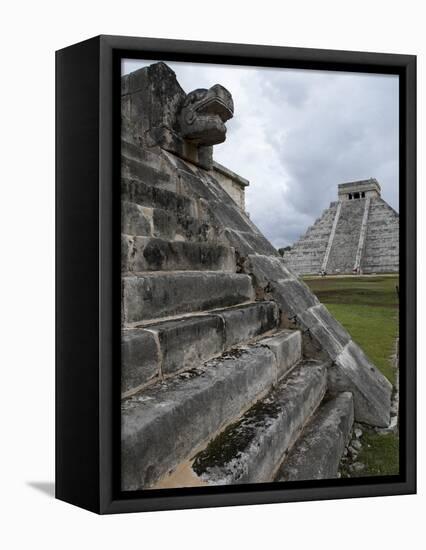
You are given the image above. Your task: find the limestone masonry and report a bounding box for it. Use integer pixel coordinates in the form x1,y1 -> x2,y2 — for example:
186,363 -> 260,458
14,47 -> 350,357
120,62 -> 392,491
283,179 -> 399,275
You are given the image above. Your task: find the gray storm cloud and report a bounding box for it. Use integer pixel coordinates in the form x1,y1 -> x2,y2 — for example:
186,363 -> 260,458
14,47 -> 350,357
122,59 -> 398,248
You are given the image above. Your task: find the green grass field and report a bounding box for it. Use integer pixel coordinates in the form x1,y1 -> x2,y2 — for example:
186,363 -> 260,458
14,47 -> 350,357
304,275 -> 399,476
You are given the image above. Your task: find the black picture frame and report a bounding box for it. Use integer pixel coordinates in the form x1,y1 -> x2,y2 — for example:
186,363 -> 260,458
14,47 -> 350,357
56,35 -> 416,514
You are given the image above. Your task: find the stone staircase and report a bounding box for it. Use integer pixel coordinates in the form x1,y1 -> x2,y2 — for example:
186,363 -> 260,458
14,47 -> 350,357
284,202 -> 339,275
120,146 -> 356,491
362,198 -> 399,273
326,198 -> 366,273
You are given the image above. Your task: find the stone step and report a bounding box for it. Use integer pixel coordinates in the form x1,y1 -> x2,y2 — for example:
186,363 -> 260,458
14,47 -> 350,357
122,271 -> 255,325
121,345 -> 280,490
258,330 -> 302,380
189,360 -> 327,486
275,392 -> 354,481
122,200 -> 221,243
122,177 -> 197,220
326,200 -> 366,273
122,154 -> 176,192
121,142 -> 178,190
121,236 -> 236,273
216,303 -> 281,350
121,301 -> 281,394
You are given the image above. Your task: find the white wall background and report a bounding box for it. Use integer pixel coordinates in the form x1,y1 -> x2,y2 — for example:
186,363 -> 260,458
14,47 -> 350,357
0,1 -> 423,548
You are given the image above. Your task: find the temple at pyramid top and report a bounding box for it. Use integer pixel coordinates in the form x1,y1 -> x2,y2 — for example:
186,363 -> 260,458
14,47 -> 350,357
283,179 -> 399,275
338,178 -> 381,201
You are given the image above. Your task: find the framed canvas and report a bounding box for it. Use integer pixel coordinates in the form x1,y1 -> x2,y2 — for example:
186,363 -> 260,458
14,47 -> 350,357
56,35 -> 416,514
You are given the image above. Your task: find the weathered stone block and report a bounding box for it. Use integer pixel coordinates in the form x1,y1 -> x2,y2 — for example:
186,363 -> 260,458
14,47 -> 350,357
122,236 -> 236,272
328,341 -> 392,427
246,254 -> 294,287
152,207 -> 177,240
297,303 -> 351,358
123,204 -> 217,243
271,279 -> 320,317
121,329 -> 160,394
121,177 -> 197,219
121,201 -> 152,236
121,347 -> 276,490
122,155 -> 175,191
150,315 -> 225,376
215,301 -> 279,348
191,360 -> 327,485
122,272 -> 255,324
260,329 -> 302,378
173,213 -> 220,244
276,392 -> 354,481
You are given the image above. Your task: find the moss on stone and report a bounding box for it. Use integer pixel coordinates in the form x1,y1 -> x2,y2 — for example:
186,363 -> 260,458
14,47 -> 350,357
193,398 -> 281,475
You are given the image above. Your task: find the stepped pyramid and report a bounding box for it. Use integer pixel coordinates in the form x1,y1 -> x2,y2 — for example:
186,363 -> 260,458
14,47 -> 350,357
284,179 -> 399,275
120,62 -> 392,490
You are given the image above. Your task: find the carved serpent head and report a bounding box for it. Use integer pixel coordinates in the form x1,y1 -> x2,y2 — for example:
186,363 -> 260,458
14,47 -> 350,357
179,84 -> 234,146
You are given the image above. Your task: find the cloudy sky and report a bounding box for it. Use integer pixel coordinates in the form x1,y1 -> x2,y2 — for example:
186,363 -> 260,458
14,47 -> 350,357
123,59 -> 399,248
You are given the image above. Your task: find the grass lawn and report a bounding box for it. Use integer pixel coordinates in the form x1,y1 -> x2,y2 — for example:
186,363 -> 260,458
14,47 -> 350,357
356,432 -> 399,476
304,275 -> 399,477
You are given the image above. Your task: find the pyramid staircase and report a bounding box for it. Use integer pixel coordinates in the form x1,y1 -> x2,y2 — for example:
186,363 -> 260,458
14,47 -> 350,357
284,202 -> 339,275
362,198 -> 399,273
120,146 -> 355,490
326,198 -> 367,273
